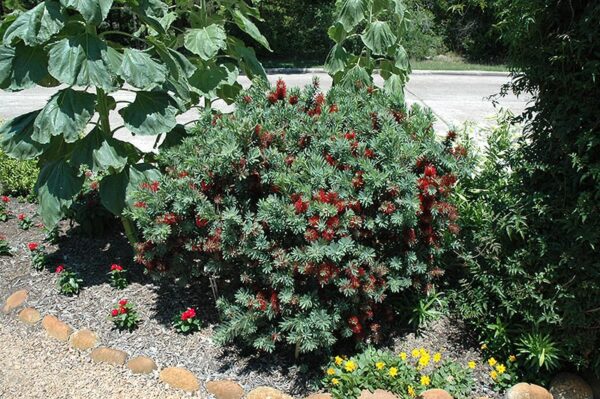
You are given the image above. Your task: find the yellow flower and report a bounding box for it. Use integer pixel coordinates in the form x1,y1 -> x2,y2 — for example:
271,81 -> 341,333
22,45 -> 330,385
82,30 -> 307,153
327,368 -> 336,376
389,367 -> 398,377
332,378 -> 340,385
376,361 -> 385,370
468,361 -> 476,369
509,355 -> 517,363
418,354 -> 431,368
408,385 -> 416,397
433,352 -> 442,363
420,375 -> 431,386
496,364 -> 506,374
419,347 -> 428,357
399,352 -> 407,361
488,357 -> 497,367
335,356 -> 343,366
411,348 -> 420,358
345,360 -> 357,372
481,343 -> 488,350
490,370 -> 498,380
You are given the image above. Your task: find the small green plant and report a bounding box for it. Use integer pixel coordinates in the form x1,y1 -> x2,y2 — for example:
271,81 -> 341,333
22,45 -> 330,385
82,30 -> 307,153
517,332 -> 561,373
17,212 -> 32,230
409,289 -> 447,329
55,265 -> 82,296
0,195 -> 10,221
173,307 -> 201,334
322,347 -> 474,398
483,355 -> 517,391
27,242 -> 47,271
108,263 -> 128,289
0,234 -> 11,256
109,299 -> 139,331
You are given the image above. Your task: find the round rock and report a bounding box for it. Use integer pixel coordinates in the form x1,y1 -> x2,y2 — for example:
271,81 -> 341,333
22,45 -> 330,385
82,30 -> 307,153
90,347 -> 128,366
159,367 -> 200,392
506,383 -> 553,399
127,356 -> 157,374
18,307 -> 41,324
69,329 -> 99,350
206,380 -> 245,399
2,289 -> 28,313
420,389 -> 453,399
359,390 -> 399,399
247,386 -> 294,399
42,315 -> 73,342
550,372 -> 593,399
304,394 -> 333,399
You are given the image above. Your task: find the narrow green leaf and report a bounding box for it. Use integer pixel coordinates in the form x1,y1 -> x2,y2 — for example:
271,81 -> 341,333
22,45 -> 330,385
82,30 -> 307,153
33,88 -> 96,144
3,0 -> 65,46
231,9 -> 271,51
118,48 -> 167,90
0,110 -> 46,159
59,0 -> 113,24
361,21 -> 397,55
184,25 -> 227,61
36,160 -> 84,227
119,91 -> 178,136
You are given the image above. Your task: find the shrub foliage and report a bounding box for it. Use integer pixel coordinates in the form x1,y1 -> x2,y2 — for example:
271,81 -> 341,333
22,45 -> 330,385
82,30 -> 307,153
130,80 -> 468,354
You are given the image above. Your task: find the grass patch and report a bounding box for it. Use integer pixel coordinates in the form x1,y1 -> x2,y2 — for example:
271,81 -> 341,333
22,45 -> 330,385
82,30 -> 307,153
410,59 -> 508,72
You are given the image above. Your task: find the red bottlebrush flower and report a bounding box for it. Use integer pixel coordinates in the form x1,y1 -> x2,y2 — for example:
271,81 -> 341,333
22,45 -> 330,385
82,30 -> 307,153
275,79 -> 287,100
254,124 -> 262,135
446,130 -> 457,141
285,155 -> 295,166
270,292 -> 280,314
315,93 -> 325,106
1,195 -> 9,203
119,299 -> 128,306
381,201 -> 396,215
133,201 -> 146,208
290,193 -> 301,202
149,181 -> 160,192
111,309 -> 119,317
364,148 -> 374,158
348,316 -> 363,334
322,229 -> 335,241
449,223 -> 460,235
267,92 -> 278,104
90,181 -> 99,191
17,213 -> 25,221
441,174 -> 457,188
200,181 -> 212,192
211,113 -> 223,126
195,217 -> 208,228
424,165 -> 437,177
335,200 -> 346,213
305,228 -> 319,242
160,213 -> 178,225
391,109 -> 405,123
308,216 -> 320,228
352,173 -> 364,189
289,95 -> 299,105
345,131 -> 356,140
325,153 -> 336,166
326,216 -> 339,229
55,265 -> 64,273
178,171 -> 189,178
349,201 -> 362,212
28,242 -> 38,251
329,104 -> 339,113
294,198 -> 309,214
111,264 -> 123,272
418,177 -> 430,192
404,228 -> 417,245
243,95 -> 253,104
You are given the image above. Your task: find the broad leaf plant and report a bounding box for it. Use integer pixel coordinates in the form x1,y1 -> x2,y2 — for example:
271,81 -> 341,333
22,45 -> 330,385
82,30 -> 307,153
0,0 -> 270,240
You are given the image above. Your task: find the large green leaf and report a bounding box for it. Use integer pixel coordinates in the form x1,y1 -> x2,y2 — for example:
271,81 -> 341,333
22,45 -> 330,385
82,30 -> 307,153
391,0 -> 406,20
0,43 -> 50,91
189,62 -> 238,97
361,21 -> 396,55
325,44 -> 349,75
33,88 -> 96,144
231,9 -> 271,51
228,38 -> 266,81
131,0 -> 168,35
340,65 -> 371,88
36,159 -> 84,227
59,0 -> 113,24
70,128 -> 131,173
0,12 -> 19,39
338,0 -> 365,32
48,33 -> 117,91
184,25 -> 227,61
3,1 -> 65,46
0,110 -> 46,160
119,91 -> 178,136
118,48 -> 167,90
100,163 -> 160,215
327,22 -> 347,44
394,45 -> 409,71
384,73 -> 405,99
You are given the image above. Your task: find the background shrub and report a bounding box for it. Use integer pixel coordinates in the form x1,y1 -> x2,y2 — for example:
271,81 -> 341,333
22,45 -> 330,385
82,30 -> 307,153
0,149 -> 38,197
129,80 -> 470,355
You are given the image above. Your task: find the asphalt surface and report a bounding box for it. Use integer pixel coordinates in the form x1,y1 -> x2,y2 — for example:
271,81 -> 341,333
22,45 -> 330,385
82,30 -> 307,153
0,72 -> 529,152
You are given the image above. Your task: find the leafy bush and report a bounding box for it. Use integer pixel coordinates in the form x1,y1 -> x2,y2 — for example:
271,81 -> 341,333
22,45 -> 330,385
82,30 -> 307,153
451,113 -> 599,376
55,265 -> 82,296
110,299 -> 139,331
0,150 -> 37,197
322,346 -> 475,398
129,79 -> 469,355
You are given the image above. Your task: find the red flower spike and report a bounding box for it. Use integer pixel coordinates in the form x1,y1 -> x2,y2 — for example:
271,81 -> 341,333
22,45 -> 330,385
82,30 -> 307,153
133,201 -> 147,208
424,165 -> 437,177
305,228 -> 319,242
329,104 -> 339,113
345,131 -> 356,140
294,198 -> 309,214
275,79 -> 287,100
289,95 -> 299,105
243,95 -> 252,104
364,148 -> 374,158
195,217 -> 208,228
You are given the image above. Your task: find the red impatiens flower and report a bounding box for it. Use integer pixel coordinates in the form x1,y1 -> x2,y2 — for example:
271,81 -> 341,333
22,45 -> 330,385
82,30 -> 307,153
181,307 -> 197,321
119,299 -> 128,306
28,242 -> 38,251
111,309 -> 119,317
55,265 -> 65,273
1,195 -> 9,203
111,264 -> 123,272
17,213 -> 25,221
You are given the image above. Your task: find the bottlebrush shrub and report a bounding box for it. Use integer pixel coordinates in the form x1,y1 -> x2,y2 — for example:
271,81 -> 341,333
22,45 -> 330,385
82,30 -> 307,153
173,307 -> 201,334
17,213 -> 32,230
128,79 -> 470,354
322,347 -> 474,399
110,299 -> 140,331
55,265 -> 82,296
108,264 -> 128,289
28,242 -> 47,271
0,195 -> 10,222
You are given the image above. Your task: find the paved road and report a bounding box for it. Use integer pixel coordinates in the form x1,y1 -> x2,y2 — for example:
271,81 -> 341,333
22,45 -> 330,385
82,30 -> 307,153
0,72 -> 528,152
